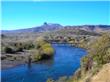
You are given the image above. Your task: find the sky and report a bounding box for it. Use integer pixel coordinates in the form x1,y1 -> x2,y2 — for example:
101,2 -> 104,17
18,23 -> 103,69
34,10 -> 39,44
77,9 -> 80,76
1,1 -> 110,30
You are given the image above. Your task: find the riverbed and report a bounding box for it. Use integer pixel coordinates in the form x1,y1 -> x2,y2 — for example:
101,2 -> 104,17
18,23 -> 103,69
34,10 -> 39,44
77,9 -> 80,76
1,44 -> 87,82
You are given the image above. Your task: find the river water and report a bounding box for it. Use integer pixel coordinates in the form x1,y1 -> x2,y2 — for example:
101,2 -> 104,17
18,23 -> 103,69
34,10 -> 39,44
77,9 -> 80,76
1,44 -> 87,82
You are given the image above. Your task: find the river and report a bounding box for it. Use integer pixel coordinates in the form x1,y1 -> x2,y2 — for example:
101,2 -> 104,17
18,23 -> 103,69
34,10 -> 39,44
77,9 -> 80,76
1,44 -> 87,82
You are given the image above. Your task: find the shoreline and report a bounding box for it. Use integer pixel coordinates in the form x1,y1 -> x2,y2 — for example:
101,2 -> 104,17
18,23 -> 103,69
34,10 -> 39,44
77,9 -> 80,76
1,50 -> 31,70
1,62 -> 26,70
1,45 -> 87,70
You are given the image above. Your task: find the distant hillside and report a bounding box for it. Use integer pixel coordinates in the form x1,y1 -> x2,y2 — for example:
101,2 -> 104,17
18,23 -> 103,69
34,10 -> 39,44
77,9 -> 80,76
2,23 -> 110,34
49,28 -> 100,37
64,25 -> 110,32
81,25 -> 110,32
2,22 -> 63,34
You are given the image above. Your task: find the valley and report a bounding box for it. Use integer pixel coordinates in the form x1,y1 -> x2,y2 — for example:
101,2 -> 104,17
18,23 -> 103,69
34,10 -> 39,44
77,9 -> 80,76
1,23 -> 110,82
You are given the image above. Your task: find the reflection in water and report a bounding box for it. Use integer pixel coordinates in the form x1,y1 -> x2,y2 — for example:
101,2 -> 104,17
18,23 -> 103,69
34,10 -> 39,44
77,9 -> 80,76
27,55 -> 32,68
35,57 -> 54,67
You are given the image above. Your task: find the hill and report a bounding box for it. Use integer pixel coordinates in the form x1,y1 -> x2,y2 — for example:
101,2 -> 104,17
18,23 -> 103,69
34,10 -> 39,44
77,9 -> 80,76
2,23 -> 110,34
64,25 -> 110,32
2,22 -> 63,34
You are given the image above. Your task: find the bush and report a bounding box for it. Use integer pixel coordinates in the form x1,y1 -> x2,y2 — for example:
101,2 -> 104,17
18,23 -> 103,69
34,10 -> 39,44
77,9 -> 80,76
33,51 -> 42,61
40,43 -> 54,56
41,47 -> 54,56
35,36 -> 47,47
1,55 -> 7,60
34,36 -> 54,61
41,43 -> 52,48
4,47 -> 14,53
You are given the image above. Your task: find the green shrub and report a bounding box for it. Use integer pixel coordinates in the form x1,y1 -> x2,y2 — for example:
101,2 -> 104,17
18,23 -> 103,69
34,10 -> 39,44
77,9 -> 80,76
34,54 -> 42,61
17,47 -> 23,52
31,50 -> 42,62
41,47 -> 54,56
34,36 -> 54,61
4,47 -> 14,53
1,55 -> 7,60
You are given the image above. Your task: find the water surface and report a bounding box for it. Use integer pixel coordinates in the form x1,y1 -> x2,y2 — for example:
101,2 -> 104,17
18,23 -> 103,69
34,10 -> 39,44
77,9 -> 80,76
1,44 -> 87,82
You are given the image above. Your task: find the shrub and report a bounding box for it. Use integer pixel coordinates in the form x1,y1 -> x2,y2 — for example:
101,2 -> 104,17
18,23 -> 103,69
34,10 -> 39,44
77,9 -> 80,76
34,36 -> 54,61
41,47 -> 54,56
4,47 -> 14,53
41,43 -> 52,48
16,47 -> 23,52
35,36 -> 47,47
34,54 -> 42,61
1,55 -> 7,60
31,50 -> 42,62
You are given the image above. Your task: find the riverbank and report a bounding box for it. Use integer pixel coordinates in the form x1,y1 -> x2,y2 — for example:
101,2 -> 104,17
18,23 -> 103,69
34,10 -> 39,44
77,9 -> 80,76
50,33 -> 110,82
1,36 -> 55,70
1,45 -> 84,70
1,50 -> 31,70
1,44 -> 87,82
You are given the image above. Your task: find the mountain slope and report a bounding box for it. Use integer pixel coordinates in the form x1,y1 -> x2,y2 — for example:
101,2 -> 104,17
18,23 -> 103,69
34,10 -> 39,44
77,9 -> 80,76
64,25 -> 110,32
2,23 -> 110,34
2,22 -> 63,33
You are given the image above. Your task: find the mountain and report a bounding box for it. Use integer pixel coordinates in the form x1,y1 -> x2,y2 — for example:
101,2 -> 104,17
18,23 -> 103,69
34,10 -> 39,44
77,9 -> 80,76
33,22 -> 63,32
63,25 -> 110,33
2,23 -> 110,34
80,25 -> 110,32
2,22 -> 63,34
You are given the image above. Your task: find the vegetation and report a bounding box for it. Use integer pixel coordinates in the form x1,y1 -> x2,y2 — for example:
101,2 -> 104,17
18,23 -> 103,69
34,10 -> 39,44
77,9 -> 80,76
76,33 -> 110,81
33,36 -> 54,61
4,47 -> 14,54
1,26 -> 110,82
41,43 -> 54,56
1,42 -> 35,54
46,33 -> 110,82
1,34 -> 54,63
89,33 -> 110,65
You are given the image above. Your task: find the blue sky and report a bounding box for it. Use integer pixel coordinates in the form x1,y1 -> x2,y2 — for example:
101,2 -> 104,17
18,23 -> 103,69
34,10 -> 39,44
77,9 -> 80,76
2,1 -> 110,30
